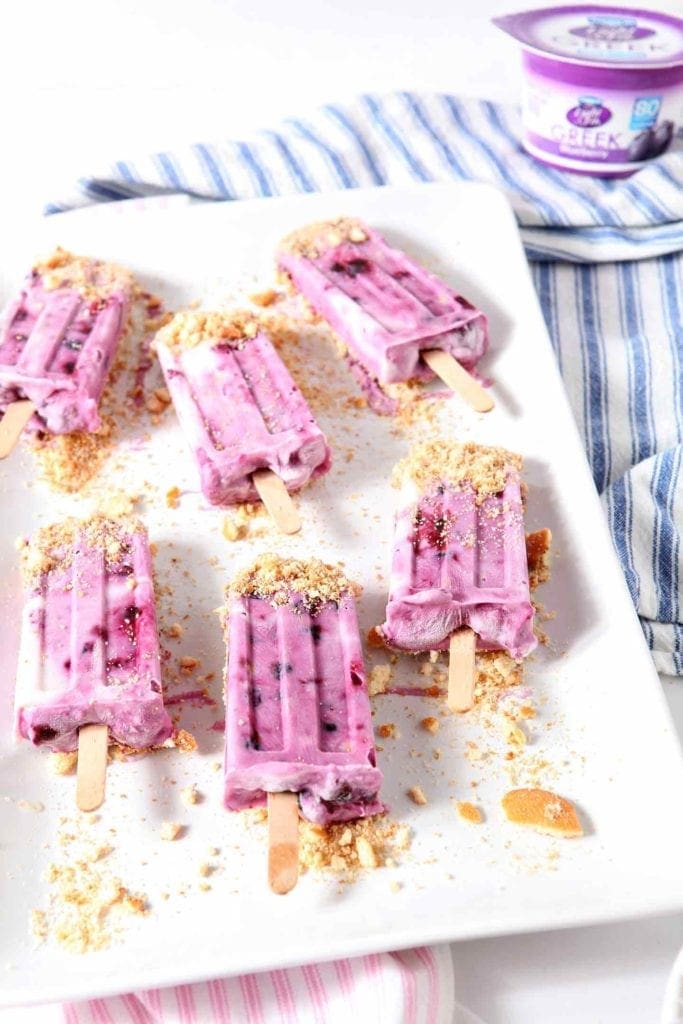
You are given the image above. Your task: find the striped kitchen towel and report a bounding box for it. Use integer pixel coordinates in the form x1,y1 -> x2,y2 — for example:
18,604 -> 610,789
47,92 -> 683,675
18,946 -> 463,1024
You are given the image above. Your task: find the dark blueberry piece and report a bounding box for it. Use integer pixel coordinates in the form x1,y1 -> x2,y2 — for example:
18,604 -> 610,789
350,667 -> 364,686
63,361 -> 76,375
310,624 -> 322,642
63,658 -> 72,671
92,625 -> 109,642
34,725 -> 58,743
151,680 -> 161,693
123,605 -> 142,624
650,120 -> 674,158
12,309 -> 28,323
330,257 -> 372,277
393,269 -> 410,279
628,130 -> 653,162
65,338 -> 84,351
334,784 -> 353,803
245,736 -> 260,750
272,661 -> 293,679
250,688 -> 262,708
323,722 -> 337,732
82,641 -> 95,654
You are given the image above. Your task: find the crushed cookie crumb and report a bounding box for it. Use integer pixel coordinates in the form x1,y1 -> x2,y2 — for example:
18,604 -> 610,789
407,786 -> 428,806
249,289 -> 280,308
502,788 -> 583,838
179,656 -> 200,674
377,723 -> 397,739
298,816 -> 410,877
156,309 -> 259,352
180,784 -> 201,807
456,801 -> 483,824
49,751 -> 78,776
166,487 -> 181,509
160,822 -> 184,842
526,529 -> 552,589
368,664 -> 392,696
420,716 -> 440,734
230,554 -> 357,611
392,440 -> 522,500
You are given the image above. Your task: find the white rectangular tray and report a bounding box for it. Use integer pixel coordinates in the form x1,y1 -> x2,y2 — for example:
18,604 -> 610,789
2,183 -> 683,1007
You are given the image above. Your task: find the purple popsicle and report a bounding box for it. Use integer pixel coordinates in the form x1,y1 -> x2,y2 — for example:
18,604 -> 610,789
0,248 -> 132,437
15,515 -> 173,753
155,311 -> 331,512
277,218 -> 490,413
223,555 -> 384,825
381,440 -> 537,660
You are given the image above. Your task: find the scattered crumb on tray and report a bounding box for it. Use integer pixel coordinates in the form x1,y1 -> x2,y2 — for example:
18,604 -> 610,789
160,822 -> 184,842
180,784 -> 202,807
526,528 -> 552,590
456,801 -> 483,824
502,788 -> 583,838
166,486 -> 181,509
32,820 -> 147,953
299,815 -> 411,878
368,663 -> 393,696
420,716 -> 440,734
49,751 -> 78,776
407,785 -> 428,806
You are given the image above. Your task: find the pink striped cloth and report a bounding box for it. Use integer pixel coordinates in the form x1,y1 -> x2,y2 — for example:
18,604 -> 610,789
57,946 -> 456,1024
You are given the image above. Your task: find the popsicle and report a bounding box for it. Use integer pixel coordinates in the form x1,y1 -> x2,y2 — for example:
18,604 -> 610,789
223,554 -> 384,893
155,311 -> 332,533
0,248 -> 133,455
277,218 -> 492,414
380,440 -> 537,712
15,515 -> 173,809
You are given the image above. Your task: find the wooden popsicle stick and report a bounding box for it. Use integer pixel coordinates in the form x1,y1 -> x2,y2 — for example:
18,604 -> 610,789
76,723 -> 108,812
268,791 -> 300,895
253,469 -> 301,535
0,400 -> 36,458
422,349 -> 494,413
447,628 -> 477,713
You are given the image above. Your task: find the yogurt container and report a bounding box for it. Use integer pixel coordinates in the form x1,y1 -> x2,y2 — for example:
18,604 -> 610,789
493,5 -> 683,176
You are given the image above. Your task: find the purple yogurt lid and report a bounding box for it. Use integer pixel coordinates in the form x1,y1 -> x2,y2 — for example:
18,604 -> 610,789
493,5 -> 683,69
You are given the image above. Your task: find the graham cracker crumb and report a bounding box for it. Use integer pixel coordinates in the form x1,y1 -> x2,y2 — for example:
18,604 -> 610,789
368,663 -> 392,696
35,248 -> 133,300
367,626 -> 387,649
279,217 -> 369,260
230,553 -> 357,610
180,784 -> 201,807
407,786 -> 428,806
179,656 -> 200,674
356,836 -> 379,869
160,822 -> 184,841
156,309 -> 259,352
502,788 -> 583,838
526,529 -> 552,589
420,716 -> 440,734
249,289 -> 280,308
299,816 -> 410,878
456,801 -> 483,824
21,515 -> 145,581
165,623 -> 183,639
166,487 -> 181,509
173,730 -> 197,753
392,440 -> 522,500
377,723 -> 397,739
49,751 -> 78,776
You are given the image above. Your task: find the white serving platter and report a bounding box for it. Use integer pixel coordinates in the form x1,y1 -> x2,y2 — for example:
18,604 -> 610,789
1,183 -> 682,1008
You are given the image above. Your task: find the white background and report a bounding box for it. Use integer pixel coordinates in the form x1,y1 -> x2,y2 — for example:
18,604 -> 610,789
2,1 -> 683,1021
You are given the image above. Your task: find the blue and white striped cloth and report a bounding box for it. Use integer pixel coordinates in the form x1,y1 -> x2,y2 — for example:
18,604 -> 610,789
47,93 -> 683,675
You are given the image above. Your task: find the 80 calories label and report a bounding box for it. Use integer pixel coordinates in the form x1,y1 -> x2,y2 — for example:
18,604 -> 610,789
523,74 -> 681,164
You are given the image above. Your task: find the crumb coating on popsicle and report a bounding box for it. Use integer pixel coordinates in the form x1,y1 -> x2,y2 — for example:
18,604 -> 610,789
157,309 -> 260,352
392,440 -> 523,501
34,247 -> 134,301
229,553 -> 359,611
279,217 -> 369,260
21,515 -> 146,581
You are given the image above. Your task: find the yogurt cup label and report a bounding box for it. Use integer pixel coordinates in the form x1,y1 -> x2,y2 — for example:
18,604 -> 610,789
494,5 -> 683,176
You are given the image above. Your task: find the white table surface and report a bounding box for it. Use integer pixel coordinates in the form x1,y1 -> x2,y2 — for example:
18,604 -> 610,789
2,1 -> 682,1021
